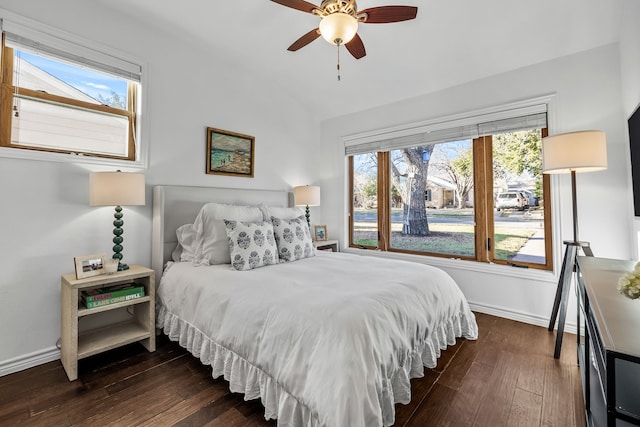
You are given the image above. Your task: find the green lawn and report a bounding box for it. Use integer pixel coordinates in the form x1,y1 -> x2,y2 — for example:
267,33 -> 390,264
353,222 -> 535,260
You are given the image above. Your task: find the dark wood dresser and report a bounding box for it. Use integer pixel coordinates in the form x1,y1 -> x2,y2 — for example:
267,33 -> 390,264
576,256 -> 640,426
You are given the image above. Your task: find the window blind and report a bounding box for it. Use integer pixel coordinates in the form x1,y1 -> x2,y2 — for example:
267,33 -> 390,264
345,105 -> 547,155
477,112 -> 547,136
2,19 -> 142,82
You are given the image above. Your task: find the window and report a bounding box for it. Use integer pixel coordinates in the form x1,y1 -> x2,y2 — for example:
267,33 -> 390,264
351,153 -> 380,248
425,189 -> 432,202
0,19 -> 142,161
347,106 -> 553,270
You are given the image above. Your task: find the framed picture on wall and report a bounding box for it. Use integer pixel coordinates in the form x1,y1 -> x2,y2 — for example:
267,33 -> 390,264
206,127 -> 255,178
314,225 -> 327,241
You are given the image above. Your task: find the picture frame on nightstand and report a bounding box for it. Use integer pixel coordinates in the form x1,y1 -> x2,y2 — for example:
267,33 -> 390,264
314,225 -> 327,241
74,253 -> 107,279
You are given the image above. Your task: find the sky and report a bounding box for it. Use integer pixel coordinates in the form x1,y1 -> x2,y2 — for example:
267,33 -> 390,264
18,50 -> 127,103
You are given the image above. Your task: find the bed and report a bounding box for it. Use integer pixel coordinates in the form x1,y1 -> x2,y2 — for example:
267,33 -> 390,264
152,185 -> 478,427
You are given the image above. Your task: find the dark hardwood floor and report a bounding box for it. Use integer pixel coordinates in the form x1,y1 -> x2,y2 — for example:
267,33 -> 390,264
0,313 -> 585,426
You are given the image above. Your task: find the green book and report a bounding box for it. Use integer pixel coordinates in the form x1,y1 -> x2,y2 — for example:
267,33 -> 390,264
83,291 -> 144,309
82,284 -> 145,303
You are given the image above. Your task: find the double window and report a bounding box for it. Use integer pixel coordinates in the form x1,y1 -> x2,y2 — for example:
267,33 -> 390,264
347,106 -> 553,270
0,19 -> 142,161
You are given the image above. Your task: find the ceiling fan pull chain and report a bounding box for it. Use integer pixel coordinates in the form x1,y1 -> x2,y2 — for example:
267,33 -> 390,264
337,43 -> 341,81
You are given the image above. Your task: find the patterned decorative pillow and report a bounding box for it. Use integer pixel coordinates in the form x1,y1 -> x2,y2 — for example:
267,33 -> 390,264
224,220 -> 279,271
270,216 -> 315,262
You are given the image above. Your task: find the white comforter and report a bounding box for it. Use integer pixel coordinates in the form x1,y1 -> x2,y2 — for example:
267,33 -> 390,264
157,251 -> 477,427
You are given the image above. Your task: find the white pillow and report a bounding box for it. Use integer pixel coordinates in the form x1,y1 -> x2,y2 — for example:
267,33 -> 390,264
259,204 -> 305,222
192,202 -> 263,265
171,224 -> 197,262
271,216 -> 315,262
224,220 -> 279,271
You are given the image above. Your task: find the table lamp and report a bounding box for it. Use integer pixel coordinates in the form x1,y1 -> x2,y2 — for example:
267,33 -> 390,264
294,185 -> 321,230
90,171 -> 145,271
542,130 -> 607,358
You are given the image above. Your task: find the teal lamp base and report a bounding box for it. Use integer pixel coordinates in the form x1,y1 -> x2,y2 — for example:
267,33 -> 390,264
305,205 -> 311,230
111,205 -> 129,271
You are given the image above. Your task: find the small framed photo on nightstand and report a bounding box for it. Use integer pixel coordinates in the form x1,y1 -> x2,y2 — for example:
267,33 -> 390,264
74,253 -> 107,279
314,225 -> 327,241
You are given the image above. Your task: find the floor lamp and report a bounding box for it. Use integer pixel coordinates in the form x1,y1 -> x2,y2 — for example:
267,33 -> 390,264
542,130 -> 607,359
294,185 -> 321,231
90,171 -> 146,271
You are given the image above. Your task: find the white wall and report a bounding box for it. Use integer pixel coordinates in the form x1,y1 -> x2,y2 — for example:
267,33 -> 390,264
0,0 -> 321,374
620,0 -> 640,116
620,0 -> 640,259
319,43 -> 632,328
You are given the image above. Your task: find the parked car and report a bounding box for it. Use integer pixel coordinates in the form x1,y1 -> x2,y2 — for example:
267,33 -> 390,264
517,189 -> 537,207
518,191 -> 530,209
495,192 -> 528,211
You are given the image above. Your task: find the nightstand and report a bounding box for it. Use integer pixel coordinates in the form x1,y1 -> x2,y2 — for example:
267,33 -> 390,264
314,239 -> 339,252
60,265 -> 155,381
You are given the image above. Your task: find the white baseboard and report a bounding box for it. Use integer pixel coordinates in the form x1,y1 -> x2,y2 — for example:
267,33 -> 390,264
0,346 -> 60,377
469,301 -> 577,335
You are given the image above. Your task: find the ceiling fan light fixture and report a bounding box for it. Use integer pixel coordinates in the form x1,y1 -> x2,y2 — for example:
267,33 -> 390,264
319,12 -> 358,45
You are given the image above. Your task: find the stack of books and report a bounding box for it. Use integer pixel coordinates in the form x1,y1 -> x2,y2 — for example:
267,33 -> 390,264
81,283 -> 145,309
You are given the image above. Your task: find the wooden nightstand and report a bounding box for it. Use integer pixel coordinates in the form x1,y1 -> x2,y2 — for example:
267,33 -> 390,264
314,239 -> 339,252
60,265 -> 155,381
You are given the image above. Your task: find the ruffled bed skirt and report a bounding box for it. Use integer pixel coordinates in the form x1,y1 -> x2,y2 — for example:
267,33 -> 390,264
157,303 -> 477,427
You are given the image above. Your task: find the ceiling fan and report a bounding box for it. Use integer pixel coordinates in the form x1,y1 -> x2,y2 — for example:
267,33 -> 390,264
271,0 -> 418,60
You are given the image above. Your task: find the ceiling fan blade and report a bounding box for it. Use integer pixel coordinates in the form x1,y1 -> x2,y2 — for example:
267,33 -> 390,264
287,28 -> 321,51
345,34 -> 366,59
271,0 -> 318,14
359,6 -> 418,23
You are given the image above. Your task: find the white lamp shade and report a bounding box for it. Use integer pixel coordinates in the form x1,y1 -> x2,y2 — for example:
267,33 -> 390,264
542,130 -> 608,174
319,13 -> 358,45
294,185 -> 321,206
90,171 -> 146,206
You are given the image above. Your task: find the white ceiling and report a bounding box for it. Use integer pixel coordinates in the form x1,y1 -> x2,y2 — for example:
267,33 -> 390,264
96,0 -> 622,121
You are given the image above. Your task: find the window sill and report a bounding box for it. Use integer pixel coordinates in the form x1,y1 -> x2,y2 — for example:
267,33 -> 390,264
0,147 -> 146,170
342,246 -> 557,283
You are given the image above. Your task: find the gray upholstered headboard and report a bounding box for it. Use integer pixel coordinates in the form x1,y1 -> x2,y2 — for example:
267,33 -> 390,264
152,185 -> 291,285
